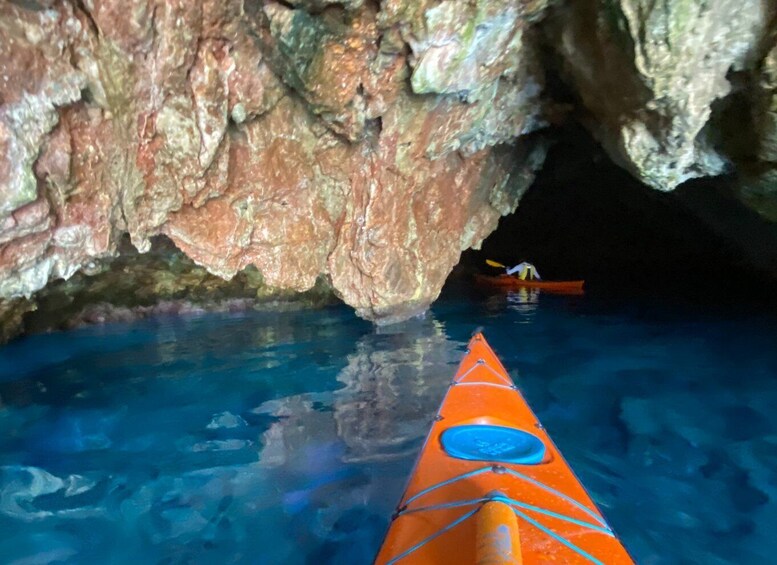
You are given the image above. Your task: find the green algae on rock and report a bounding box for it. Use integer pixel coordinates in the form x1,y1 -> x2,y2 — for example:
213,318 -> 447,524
20,236 -> 337,334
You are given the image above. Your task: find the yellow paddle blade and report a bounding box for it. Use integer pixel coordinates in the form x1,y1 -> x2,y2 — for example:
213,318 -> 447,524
486,259 -> 506,268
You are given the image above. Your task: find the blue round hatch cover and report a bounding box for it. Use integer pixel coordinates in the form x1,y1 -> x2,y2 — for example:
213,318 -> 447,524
440,424 -> 546,465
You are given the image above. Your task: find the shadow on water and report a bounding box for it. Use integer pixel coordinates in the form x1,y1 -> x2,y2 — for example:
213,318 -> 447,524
0,291 -> 776,563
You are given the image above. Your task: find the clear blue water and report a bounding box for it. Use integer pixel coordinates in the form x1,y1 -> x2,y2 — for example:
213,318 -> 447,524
1,289 -> 776,564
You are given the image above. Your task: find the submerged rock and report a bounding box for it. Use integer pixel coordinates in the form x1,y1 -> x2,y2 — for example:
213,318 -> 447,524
207,412 -> 248,430
0,466 -> 100,521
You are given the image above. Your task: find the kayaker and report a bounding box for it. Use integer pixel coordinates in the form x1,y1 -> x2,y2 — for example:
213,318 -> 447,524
507,261 -> 541,280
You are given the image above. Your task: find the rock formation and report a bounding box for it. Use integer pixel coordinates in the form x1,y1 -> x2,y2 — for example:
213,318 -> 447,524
1,0 -> 777,338
548,0 -> 771,191
738,39 -> 777,222
0,0 -> 549,331
543,0 -> 777,278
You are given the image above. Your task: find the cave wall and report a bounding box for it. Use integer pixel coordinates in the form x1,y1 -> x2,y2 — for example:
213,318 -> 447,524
1,0 -> 777,336
540,0 -> 777,280
0,0 -> 550,325
546,0 -> 774,191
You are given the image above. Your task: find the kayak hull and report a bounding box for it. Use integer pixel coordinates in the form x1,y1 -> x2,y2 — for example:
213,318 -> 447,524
375,333 -> 633,564
475,274 -> 585,293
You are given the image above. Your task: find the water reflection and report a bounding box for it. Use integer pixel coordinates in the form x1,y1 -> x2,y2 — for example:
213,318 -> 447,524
333,317 -> 457,463
484,288 -> 540,323
0,307 -> 400,563
0,299 -> 775,563
182,314 -> 466,559
507,288 -> 540,322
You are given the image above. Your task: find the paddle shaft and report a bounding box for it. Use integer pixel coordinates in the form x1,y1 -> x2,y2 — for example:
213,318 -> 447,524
476,500 -> 522,565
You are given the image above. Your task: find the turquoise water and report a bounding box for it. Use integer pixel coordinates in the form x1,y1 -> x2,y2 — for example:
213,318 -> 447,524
1,289 -> 776,564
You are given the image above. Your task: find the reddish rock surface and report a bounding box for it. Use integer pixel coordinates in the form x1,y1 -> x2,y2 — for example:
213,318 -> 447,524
3,0 -> 777,337
0,0 -> 549,325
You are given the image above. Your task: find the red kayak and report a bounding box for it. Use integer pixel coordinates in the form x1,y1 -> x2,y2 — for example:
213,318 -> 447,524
475,274 -> 585,294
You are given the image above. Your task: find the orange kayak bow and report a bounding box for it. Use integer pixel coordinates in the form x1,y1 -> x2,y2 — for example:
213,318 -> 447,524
375,333 -> 633,564
475,274 -> 585,294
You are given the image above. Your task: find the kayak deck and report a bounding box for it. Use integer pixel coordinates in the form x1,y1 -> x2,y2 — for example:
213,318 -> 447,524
475,274 -> 585,293
375,333 -> 633,564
